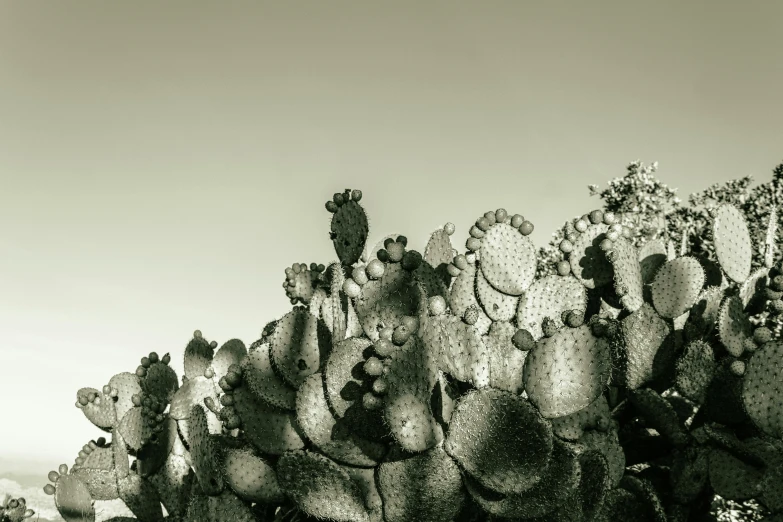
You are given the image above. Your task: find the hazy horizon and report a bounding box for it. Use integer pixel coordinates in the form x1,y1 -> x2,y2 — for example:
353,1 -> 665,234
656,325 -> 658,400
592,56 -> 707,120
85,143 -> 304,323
1,1 -> 782,517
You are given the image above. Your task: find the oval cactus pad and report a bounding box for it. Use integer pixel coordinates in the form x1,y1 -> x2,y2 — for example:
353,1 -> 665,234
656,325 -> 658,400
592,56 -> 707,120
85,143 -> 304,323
524,324 -> 612,418
651,257 -> 705,319
445,388 -> 553,495
742,340 -> 783,439
277,450 -> 370,522
713,204 -> 752,283
479,222 -> 537,295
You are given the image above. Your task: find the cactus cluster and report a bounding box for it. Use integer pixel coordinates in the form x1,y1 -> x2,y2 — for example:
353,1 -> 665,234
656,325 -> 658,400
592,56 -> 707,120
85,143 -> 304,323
33,185 -> 783,522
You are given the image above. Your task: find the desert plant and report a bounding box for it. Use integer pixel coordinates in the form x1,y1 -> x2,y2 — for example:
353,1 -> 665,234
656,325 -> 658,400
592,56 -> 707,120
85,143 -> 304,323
34,176 -> 783,522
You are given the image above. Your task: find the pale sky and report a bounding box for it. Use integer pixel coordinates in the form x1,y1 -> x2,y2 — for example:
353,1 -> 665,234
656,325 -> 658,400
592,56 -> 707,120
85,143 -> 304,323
1,0 -> 782,480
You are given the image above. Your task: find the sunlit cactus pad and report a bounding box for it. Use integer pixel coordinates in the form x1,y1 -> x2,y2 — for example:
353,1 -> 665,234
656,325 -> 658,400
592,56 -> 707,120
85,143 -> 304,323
31,180 -> 783,522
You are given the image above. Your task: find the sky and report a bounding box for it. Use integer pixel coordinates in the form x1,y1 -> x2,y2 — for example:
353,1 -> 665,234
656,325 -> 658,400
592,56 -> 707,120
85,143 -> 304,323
1,0 -> 782,513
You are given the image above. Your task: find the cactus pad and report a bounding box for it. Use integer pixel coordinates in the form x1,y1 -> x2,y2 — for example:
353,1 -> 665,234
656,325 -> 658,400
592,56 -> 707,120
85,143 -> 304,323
377,445 -> 465,522
651,256 -> 705,319
184,333 -> 215,381
708,447 -> 764,501
188,405 -> 224,496
353,262 -> 421,342
638,238 -> 667,285
231,385 -> 306,455
464,438 -> 581,519
117,471 -> 164,522
270,307 -> 331,388
447,257 -> 493,335
222,446 -> 284,504
445,388 -> 553,495
713,203 -> 753,283
614,302 -> 672,389
211,339 -> 248,383
674,340 -> 716,403
516,274 -> 587,340
277,450 -> 370,522
53,473 -> 96,522
169,375 -> 220,420
474,265 -> 519,321
329,193 -> 369,266
76,387 -> 117,430
568,222 -> 613,289
524,323 -> 612,418
296,372 -> 387,467
742,340 -> 783,438
717,295 -> 752,357
477,221 -> 537,295
483,320 -> 526,394
550,394 -> 611,441
240,343 -> 297,411
605,235 -> 644,311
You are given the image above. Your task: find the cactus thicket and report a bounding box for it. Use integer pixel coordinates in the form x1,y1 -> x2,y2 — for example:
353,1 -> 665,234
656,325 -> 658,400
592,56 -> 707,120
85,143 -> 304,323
25,172 -> 783,522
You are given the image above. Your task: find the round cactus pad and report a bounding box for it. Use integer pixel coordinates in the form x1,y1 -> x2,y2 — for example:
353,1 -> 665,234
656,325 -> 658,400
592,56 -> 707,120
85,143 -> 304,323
742,340 -> 783,439
222,446 -> 284,504
277,450 -> 370,522
523,324 -> 612,418
444,388 -> 553,495
139,362 -> 179,404
651,256 -> 705,319
377,446 -> 465,522
463,438 -> 581,519
516,274 -> 587,340
478,222 -> 537,295
424,226 -> 456,270
241,343 -> 297,411
713,204 -> 753,283
296,372 -> 387,467
211,339 -> 248,382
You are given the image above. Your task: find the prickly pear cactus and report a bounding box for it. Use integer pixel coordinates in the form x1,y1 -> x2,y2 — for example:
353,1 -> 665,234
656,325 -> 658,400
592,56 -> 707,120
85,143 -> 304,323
32,184 -> 783,522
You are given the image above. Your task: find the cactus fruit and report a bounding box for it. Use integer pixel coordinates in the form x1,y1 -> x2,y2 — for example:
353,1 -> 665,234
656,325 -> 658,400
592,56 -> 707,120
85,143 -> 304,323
35,185 -> 783,522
